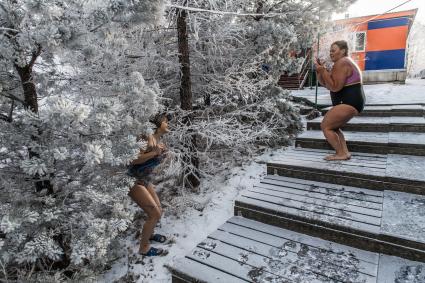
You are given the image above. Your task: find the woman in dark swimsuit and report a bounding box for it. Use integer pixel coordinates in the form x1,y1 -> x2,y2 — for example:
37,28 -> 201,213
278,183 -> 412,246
128,114 -> 170,256
315,40 -> 365,161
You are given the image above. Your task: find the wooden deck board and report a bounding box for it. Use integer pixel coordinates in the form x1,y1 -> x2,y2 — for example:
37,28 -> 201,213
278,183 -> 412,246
263,175 -> 384,198
260,178 -> 384,206
170,257 -> 248,283
170,217 -> 382,282
236,175 -> 425,261
267,148 -> 425,194
236,195 -> 382,233
226,217 -> 380,264
250,185 -> 382,217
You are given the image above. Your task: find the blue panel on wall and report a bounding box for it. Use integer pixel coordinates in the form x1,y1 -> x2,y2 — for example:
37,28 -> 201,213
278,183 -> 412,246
368,17 -> 409,30
365,49 -> 405,70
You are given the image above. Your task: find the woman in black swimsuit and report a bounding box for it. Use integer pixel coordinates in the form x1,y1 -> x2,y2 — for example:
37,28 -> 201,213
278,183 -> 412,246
128,113 -> 170,256
315,40 -> 366,161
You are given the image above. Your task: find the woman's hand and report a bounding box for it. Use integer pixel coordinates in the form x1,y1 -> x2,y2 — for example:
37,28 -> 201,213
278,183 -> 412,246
153,143 -> 166,156
314,58 -> 326,73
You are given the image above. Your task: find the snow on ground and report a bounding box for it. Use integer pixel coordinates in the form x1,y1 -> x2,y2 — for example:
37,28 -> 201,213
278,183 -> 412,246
102,149 -> 288,283
292,78 -> 425,106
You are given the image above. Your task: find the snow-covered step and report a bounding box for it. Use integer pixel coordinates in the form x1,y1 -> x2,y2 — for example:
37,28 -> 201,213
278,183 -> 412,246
235,175 -> 425,262
169,216 -> 380,283
322,105 -> 424,117
267,148 -> 425,195
306,116 -> 425,132
296,130 -> 425,156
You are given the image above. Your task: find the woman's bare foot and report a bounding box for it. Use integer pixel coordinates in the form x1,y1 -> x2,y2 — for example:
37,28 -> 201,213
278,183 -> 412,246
324,154 -> 350,161
139,243 -> 150,255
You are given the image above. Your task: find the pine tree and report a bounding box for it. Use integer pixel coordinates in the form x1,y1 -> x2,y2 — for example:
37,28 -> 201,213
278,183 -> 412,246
0,0 -> 164,279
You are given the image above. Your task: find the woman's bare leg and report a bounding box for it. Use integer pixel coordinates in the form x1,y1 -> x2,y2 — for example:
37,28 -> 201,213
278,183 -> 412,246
128,184 -> 161,254
336,129 -> 351,159
146,184 -> 162,215
321,104 -> 358,160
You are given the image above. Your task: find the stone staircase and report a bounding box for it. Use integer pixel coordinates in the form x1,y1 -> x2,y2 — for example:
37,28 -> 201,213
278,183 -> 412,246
170,104 -> 425,282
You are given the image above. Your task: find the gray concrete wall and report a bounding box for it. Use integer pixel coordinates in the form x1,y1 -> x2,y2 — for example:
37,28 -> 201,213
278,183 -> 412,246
362,70 -> 407,84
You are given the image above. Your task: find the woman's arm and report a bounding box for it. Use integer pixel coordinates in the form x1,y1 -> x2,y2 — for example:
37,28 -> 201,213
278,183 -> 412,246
317,59 -> 350,92
130,135 -> 165,165
131,149 -> 161,165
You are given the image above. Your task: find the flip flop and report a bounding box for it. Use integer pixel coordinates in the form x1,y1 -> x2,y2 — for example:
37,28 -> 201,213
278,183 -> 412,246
139,247 -> 166,257
150,233 -> 167,243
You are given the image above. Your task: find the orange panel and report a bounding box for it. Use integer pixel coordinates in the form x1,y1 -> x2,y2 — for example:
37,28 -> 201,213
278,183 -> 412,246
366,26 -> 408,52
351,52 -> 365,71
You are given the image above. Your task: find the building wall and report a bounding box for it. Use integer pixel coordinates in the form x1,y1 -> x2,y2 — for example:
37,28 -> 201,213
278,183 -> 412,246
331,10 -> 417,74
364,17 -> 410,71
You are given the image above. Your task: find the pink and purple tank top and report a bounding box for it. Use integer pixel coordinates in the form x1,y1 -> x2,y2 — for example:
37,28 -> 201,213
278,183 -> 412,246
344,60 -> 362,86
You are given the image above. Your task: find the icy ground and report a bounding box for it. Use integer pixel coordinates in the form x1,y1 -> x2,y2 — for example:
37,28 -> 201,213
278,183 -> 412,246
102,149 -> 287,283
292,78 -> 425,106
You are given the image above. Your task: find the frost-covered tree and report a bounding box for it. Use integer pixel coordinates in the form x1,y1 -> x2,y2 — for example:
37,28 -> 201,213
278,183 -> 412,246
0,0 -> 164,280
407,21 -> 425,77
136,0 -> 356,185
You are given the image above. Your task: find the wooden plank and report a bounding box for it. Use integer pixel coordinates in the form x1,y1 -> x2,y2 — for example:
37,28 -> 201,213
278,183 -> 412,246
240,190 -> 382,226
273,154 -> 388,170
255,183 -> 382,211
224,217 -> 380,264
207,231 -> 377,283
170,257 -> 248,283
390,116 -> 425,124
250,185 -> 382,217
298,131 -> 390,143
261,176 -> 384,205
263,175 -> 384,198
267,163 -> 425,196
196,238 -> 324,283
288,147 -> 389,161
186,247 -> 257,282
285,148 -> 389,164
295,147 -> 386,158
236,195 -> 381,234
280,153 -> 387,169
268,158 -> 387,178
388,132 -> 425,146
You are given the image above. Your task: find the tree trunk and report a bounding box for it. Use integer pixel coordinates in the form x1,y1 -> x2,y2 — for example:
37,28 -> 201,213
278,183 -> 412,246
15,65 -> 39,112
15,53 -> 54,194
177,7 -> 200,189
177,8 -> 192,111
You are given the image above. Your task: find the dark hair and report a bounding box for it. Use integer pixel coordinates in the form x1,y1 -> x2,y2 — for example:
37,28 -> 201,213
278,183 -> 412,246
150,112 -> 172,128
331,40 -> 349,56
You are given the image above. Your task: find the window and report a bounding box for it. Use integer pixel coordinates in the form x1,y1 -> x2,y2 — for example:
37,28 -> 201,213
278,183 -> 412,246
354,32 -> 366,52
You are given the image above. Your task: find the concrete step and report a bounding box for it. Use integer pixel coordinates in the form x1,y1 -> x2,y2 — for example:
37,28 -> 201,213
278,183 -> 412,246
235,175 -> 425,262
322,105 -> 424,117
266,148 -> 425,195
169,216 -> 425,282
296,131 -> 425,156
169,216 -> 380,283
307,116 -> 425,132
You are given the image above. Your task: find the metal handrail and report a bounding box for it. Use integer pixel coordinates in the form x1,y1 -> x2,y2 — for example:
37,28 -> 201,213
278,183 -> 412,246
297,49 -> 312,89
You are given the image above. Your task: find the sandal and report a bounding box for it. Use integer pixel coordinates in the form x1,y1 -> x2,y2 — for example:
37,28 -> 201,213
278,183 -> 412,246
150,233 -> 167,243
140,247 -> 166,257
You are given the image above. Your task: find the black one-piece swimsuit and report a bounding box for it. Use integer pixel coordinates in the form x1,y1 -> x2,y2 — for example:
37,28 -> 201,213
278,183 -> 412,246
330,64 -> 366,113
